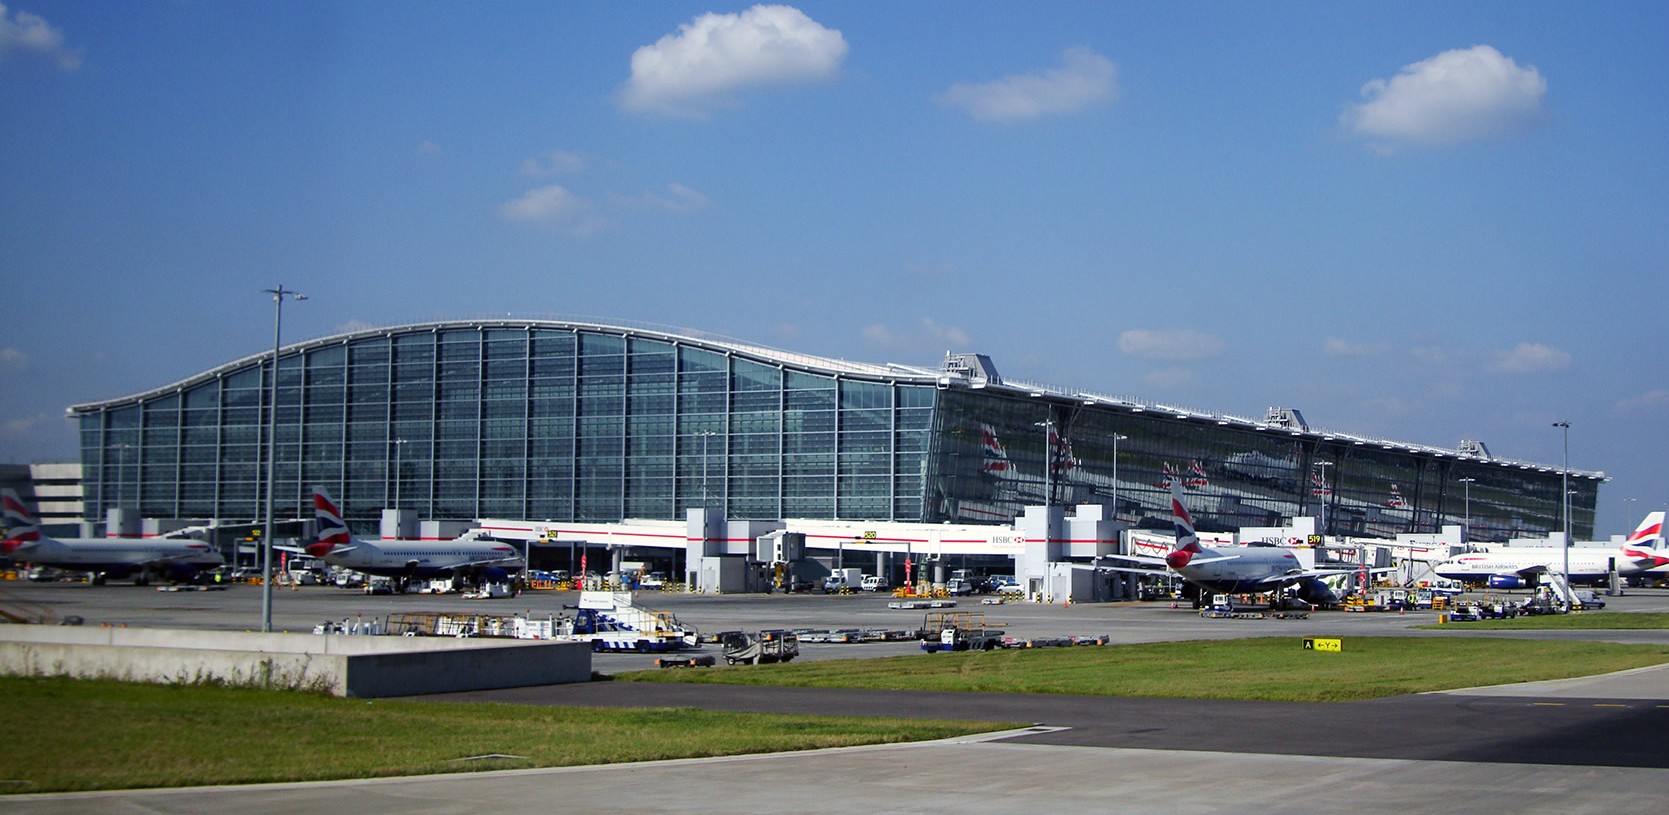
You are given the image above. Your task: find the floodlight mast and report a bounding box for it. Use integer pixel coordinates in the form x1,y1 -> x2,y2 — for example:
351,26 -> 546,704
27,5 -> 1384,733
261,285 -> 306,634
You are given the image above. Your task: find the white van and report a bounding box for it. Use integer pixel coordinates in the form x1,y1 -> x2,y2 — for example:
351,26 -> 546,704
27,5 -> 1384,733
861,575 -> 889,592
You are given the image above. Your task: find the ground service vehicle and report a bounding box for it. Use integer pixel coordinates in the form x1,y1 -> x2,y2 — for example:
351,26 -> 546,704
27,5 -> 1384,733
721,630 -> 799,665
861,575 -> 888,592
824,568 -> 863,592
919,611 -> 1005,653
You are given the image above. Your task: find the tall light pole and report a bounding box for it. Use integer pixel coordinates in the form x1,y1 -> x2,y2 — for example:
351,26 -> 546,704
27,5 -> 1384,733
262,285 -> 306,633
1110,433 -> 1128,519
1034,419 -> 1054,510
1553,421 -> 1571,609
112,442 -> 131,518
392,438 -> 407,512
697,430 -> 717,508
1458,477 -> 1475,543
1313,460 -> 1332,537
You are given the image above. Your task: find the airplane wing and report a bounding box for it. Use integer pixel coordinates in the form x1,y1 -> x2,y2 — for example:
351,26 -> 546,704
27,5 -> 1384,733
275,543 -> 358,556
139,548 -> 221,567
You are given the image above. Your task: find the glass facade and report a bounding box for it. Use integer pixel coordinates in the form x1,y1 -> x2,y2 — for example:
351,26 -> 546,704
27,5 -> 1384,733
72,321 -> 1599,540
927,390 -> 1598,542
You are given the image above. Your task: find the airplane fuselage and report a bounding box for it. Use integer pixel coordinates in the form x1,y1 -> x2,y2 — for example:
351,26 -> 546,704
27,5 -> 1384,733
1172,545 -> 1303,594
1434,547 -> 1660,584
19,536 -> 222,578
317,542 -> 521,579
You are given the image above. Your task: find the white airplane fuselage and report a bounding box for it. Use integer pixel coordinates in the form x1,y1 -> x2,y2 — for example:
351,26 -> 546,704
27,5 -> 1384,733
19,536 -> 222,580
315,540 -> 521,579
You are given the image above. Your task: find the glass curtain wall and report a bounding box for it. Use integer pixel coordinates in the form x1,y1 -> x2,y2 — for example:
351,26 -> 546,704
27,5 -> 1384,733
77,324 -> 936,529
924,389 -> 1591,540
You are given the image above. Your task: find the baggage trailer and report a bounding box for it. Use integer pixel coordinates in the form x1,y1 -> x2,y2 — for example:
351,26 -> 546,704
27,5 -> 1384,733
919,611 -> 1005,653
721,629 -> 799,665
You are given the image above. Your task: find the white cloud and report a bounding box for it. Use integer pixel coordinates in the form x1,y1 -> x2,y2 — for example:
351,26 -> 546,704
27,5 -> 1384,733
1117,329 -> 1224,361
939,47 -> 1118,122
614,182 -> 709,213
413,140 -> 442,157
0,346 -> 28,373
1492,342 -> 1571,374
334,319 -> 377,335
1616,389 -> 1669,413
620,4 -> 847,118
1343,45 -> 1545,146
0,3 -> 81,70
519,149 -> 585,177
857,318 -> 971,353
1143,367 -> 1196,390
1323,337 -> 1389,357
918,317 -> 970,348
497,184 -> 605,235
2,413 -> 44,435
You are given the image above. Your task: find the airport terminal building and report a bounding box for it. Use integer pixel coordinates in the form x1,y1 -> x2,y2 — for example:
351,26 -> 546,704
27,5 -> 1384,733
67,319 -> 1601,543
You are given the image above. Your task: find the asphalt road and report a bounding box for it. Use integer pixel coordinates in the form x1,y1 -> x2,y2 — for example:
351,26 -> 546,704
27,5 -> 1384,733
6,581 -> 1669,813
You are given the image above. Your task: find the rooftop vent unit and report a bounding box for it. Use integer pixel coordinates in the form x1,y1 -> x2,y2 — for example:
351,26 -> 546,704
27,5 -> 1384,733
1264,407 -> 1308,432
941,353 -> 1002,389
1458,439 -> 1492,459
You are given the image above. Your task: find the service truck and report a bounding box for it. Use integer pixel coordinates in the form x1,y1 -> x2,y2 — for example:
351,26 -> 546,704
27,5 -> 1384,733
824,568 -> 864,593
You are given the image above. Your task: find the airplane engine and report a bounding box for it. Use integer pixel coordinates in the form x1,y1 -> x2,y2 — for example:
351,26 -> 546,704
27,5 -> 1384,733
1486,574 -> 1528,589
1293,577 -> 1340,606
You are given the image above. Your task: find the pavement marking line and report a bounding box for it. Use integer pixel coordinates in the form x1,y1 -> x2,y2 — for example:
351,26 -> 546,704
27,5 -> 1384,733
1531,702 -> 1565,706
1593,703 -> 1629,708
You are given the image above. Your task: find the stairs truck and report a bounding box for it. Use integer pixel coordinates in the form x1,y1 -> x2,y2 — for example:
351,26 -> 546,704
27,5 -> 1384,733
563,591 -> 700,653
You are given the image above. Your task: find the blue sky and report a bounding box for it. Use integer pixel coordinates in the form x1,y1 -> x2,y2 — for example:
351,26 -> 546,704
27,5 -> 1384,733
2,2 -> 1665,535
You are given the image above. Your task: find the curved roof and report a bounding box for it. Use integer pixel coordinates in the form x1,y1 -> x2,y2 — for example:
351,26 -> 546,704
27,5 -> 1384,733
66,317 -> 939,414
66,317 -> 1605,481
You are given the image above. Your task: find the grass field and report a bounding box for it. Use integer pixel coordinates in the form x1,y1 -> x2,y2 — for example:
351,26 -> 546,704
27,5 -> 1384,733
619,636 -> 1669,701
1417,611 -> 1669,630
0,676 -> 1003,795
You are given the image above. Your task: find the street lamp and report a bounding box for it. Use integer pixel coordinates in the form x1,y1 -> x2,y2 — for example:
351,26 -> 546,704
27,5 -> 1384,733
1458,477 -> 1475,543
112,442 -> 131,518
262,285 -> 306,634
697,430 -> 717,508
1110,434 -> 1128,519
1034,419 -> 1054,509
1313,460 -> 1333,537
1553,421 -> 1571,610
392,438 -> 407,512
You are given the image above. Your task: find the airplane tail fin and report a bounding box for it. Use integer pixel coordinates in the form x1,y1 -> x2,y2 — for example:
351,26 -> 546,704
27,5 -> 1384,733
1164,482 -> 1203,569
1626,511 -> 1665,547
307,487 -> 352,558
1,488 -> 42,555
979,424 -> 1012,475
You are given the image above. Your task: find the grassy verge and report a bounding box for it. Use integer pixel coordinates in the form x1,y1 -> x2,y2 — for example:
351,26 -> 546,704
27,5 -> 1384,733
0,677 -> 1003,795
620,637 -> 1669,701
1415,611 -> 1669,630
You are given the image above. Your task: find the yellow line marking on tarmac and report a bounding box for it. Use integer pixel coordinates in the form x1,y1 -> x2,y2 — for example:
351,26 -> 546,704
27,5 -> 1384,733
1594,703 -> 1629,708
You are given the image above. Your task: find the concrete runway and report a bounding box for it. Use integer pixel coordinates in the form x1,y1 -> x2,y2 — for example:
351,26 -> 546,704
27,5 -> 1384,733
6,582 -> 1669,812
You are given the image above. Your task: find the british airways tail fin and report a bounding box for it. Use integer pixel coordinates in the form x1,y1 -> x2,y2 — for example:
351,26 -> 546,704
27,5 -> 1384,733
1164,481 -> 1203,569
979,424 -> 1012,475
307,487 -> 354,558
1626,511 -> 1665,548
1,489 -> 41,554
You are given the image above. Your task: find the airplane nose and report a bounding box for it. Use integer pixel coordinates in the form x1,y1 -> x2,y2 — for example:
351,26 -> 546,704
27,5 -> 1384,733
1165,550 -> 1193,569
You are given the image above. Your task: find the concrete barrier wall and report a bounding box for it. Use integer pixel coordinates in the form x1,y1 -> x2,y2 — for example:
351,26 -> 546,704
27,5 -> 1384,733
0,627 -> 592,697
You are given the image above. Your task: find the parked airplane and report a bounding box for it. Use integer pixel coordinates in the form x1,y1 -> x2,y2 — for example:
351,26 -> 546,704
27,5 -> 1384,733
290,488 -> 523,591
1119,482 -> 1378,608
1431,511 -> 1668,588
0,489 -> 222,585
